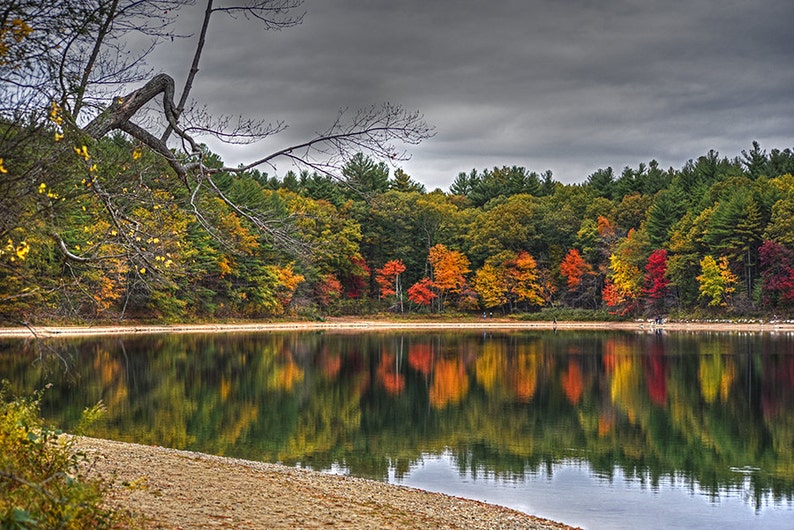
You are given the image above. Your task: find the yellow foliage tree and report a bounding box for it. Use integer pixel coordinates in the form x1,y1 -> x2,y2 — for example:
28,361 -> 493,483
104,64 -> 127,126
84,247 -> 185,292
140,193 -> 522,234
697,255 -> 737,307
472,263 -> 507,309
274,263 -> 305,312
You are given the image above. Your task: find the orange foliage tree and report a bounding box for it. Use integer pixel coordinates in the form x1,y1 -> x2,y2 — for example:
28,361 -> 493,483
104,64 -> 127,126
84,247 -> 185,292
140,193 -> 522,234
560,248 -> 592,291
315,273 -> 343,309
559,248 -> 599,308
428,243 -> 470,311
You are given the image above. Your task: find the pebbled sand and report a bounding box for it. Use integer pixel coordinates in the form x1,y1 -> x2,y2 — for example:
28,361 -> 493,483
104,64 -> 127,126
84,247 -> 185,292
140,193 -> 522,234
75,436 -> 578,530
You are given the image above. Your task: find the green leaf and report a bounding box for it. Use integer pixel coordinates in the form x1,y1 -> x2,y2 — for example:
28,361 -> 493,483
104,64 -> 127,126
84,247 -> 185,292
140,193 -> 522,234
12,507 -> 39,525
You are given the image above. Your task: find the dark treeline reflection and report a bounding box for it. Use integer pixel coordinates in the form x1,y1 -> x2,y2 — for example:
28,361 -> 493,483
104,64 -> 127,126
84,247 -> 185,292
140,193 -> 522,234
1,331 -> 793,507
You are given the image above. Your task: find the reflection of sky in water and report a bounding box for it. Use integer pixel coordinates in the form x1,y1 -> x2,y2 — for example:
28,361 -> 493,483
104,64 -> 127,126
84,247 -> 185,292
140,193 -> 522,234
388,453 -> 794,530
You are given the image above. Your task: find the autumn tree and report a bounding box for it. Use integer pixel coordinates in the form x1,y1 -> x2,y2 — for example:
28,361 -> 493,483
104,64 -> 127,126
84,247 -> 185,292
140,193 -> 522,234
375,259 -> 406,311
428,243 -> 470,311
503,251 -> 544,310
472,263 -> 508,310
764,174 -> 794,247
603,229 -> 650,315
643,249 -> 669,315
407,277 -> 436,308
559,248 -> 598,308
758,240 -> 794,309
697,255 -> 737,308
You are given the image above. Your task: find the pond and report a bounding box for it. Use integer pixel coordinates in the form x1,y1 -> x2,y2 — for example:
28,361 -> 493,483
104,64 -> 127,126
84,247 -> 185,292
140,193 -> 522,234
1,329 -> 793,528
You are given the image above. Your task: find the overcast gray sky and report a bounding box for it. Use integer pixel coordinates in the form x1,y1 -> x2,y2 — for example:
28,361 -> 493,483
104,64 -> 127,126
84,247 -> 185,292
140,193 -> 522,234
149,0 -> 794,190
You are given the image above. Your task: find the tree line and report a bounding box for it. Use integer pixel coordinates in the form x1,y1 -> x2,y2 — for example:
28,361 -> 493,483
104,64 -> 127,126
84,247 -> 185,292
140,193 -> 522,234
3,133 -> 794,322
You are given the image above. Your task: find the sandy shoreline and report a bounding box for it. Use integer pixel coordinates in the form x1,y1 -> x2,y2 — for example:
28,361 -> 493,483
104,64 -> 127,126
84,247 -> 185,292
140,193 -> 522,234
75,436 -> 577,529
3,317 -> 794,338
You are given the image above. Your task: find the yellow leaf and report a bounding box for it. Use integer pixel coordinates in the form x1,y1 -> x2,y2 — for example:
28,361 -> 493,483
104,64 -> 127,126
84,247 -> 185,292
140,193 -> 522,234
73,145 -> 90,161
38,182 -> 46,193
15,241 -> 30,260
0,159 -> 8,173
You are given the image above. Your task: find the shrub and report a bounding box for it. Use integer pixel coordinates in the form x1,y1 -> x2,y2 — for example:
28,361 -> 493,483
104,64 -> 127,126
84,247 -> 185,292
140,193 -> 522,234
0,382 -> 127,529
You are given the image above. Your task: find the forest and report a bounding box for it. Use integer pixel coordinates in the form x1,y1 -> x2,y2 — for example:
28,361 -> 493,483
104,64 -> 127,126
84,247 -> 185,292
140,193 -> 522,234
4,135 -> 794,323
3,1 -> 794,323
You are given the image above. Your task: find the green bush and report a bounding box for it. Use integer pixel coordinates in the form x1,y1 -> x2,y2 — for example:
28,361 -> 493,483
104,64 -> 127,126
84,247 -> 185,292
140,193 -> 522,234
0,383 -> 126,529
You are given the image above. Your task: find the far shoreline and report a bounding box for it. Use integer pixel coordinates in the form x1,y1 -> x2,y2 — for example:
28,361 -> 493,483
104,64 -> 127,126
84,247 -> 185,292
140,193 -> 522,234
3,316 -> 794,338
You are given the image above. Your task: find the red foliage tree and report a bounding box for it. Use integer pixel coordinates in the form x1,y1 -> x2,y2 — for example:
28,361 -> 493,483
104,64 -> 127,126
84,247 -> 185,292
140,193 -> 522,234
343,256 -> 370,298
407,277 -> 436,307
375,259 -> 406,297
759,240 -> 794,308
644,249 -> 669,300
375,259 -> 406,311
315,273 -> 342,308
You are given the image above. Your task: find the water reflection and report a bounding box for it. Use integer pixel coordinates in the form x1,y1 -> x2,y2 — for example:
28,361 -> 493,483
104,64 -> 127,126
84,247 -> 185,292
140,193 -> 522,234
1,331 -> 793,516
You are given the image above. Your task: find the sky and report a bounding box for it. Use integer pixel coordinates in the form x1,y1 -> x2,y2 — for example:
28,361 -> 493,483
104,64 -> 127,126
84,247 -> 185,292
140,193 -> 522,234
146,0 -> 794,190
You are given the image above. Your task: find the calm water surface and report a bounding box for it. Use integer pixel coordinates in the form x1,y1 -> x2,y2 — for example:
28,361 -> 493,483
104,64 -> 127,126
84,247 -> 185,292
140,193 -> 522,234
1,330 -> 793,529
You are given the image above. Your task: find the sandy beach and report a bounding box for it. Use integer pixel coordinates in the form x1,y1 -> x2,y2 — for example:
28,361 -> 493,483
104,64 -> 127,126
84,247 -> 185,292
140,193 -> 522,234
2,317 -> 793,339
75,436 -> 577,529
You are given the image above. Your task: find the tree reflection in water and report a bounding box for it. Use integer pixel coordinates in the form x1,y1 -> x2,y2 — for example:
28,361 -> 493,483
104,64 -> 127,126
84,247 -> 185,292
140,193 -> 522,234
1,330 -> 793,511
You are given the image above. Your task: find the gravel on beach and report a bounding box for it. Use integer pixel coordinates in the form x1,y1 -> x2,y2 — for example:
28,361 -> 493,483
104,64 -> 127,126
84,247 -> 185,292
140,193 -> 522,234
75,437 -> 579,529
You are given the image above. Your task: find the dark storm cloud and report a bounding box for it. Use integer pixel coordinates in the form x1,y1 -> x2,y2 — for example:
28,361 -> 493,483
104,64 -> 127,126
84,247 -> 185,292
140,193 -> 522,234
147,0 -> 794,189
